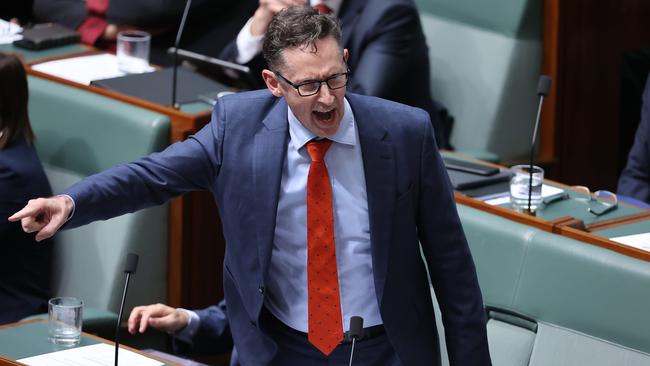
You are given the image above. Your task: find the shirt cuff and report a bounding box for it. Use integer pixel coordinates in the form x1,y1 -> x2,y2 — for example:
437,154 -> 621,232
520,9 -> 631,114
57,194 -> 75,222
235,17 -> 264,64
173,308 -> 201,343
77,16 -> 108,45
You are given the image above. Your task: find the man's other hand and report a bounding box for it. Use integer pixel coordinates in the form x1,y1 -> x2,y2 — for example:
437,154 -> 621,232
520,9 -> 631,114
128,303 -> 189,334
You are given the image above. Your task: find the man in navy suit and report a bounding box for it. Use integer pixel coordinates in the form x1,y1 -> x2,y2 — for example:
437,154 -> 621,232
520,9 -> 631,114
11,7 -> 490,365
619,76 -> 650,204
221,0 -> 451,149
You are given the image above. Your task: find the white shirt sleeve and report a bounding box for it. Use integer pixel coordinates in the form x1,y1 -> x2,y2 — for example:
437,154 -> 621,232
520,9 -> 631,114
235,17 -> 265,64
59,194 -> 75,221
173,308 -> 201,343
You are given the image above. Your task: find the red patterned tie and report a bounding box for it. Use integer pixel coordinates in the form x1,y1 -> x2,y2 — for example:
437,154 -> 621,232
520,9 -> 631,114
313,3 -> 333,14
305,139 -> 343,355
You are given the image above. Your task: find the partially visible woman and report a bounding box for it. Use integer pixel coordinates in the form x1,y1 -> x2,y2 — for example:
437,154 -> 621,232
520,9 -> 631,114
0,53 -> 53,324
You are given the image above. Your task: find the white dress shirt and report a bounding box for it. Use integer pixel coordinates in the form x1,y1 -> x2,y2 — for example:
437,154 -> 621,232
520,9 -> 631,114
235,0 -> 344,64
265,97 -> 381,332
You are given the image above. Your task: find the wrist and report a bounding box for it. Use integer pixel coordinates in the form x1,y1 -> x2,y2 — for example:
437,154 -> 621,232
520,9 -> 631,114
250,8 -> 273,36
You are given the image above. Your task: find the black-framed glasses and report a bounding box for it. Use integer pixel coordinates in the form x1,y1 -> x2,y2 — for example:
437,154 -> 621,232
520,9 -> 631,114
275,71 -> 349,97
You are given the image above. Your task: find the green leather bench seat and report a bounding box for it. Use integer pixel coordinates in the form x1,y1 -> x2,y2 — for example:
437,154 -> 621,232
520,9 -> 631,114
25,76 -> 171,336
415,0 -> 542,162
457,204 -> 650,365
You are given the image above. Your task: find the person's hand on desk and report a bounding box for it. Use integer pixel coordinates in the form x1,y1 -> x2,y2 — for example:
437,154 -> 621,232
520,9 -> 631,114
128,303 -> 189,334
8,195 -> 73,242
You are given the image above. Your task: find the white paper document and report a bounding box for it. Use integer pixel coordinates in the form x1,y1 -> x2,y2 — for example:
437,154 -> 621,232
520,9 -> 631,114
0,19 -> 23,44
18,343 -> 163,366
610,233 -> 650,252
483,184 -> 565,206
31,54 -> 153,85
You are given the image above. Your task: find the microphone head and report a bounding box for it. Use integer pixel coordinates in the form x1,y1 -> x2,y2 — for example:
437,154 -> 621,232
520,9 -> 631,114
124,253 -> 139,274
348,316 -> 364,339
537,75 -> 552,96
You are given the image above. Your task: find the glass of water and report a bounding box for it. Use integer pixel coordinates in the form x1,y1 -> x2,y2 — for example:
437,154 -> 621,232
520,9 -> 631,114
509,164 -> 544,214
117,30 -> 151,73
48,297 -> 83,346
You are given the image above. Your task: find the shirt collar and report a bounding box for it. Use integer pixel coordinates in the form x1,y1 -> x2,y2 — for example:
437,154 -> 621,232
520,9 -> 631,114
288,97 -> 356,150
310,0 -> 343,15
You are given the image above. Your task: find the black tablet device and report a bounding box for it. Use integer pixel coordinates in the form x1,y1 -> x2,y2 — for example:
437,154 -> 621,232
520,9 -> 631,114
442,156 -> 499,176
167,47 -> 255,89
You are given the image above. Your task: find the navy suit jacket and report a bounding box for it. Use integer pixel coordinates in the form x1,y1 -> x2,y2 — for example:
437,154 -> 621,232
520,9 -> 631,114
220,0 -> 451,148
619,77 -> 650,203
64,91 -> 489,365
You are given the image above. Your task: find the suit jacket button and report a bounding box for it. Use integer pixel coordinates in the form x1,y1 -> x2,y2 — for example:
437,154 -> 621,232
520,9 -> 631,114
258,285 -> 265,295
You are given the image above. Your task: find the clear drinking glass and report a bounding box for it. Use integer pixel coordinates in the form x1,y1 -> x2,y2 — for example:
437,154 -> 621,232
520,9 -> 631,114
117,30 -> 151,73
48,297 -> 83,346
509,164 -> 544,213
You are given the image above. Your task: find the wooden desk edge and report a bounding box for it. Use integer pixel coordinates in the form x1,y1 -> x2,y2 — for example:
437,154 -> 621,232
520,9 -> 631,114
0,319 -> 182,366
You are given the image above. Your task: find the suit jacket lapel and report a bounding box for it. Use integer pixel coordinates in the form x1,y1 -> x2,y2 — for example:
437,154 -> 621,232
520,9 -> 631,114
253,98 -> 289,280
350,95 -> 395,304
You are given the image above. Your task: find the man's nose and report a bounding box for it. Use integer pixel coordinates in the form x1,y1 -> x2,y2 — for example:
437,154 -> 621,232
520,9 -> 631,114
317,83 -> 335,103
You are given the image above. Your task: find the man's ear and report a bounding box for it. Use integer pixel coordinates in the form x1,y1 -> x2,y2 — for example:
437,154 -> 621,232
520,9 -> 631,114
262,69 -> 283,97
343,48 -> 349,62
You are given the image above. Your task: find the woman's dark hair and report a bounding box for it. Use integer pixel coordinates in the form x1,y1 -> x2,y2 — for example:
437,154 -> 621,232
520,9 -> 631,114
262,6 -> 342,71
0,52 -> 34,149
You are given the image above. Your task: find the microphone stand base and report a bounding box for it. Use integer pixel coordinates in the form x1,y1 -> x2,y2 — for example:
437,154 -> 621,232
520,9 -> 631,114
521,208 -> 537,216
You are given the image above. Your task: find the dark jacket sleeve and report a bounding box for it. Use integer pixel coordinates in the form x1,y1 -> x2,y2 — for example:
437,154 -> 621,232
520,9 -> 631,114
416,116 -> 492,365
618,77 -> 650,203
173,300 -> 234,356
345,4 -> 424,98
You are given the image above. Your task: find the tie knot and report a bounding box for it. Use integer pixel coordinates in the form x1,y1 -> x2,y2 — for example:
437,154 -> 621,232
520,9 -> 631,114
313,3 -> 332,14
306,139 -> 332,162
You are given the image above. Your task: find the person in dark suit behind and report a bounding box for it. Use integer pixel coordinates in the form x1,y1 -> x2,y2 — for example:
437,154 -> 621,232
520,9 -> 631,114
10,7 -> 490,365
221,0 -> 452,149
31,0 -> 257,65
0,53 -> 53,324
618,75 -> 650,204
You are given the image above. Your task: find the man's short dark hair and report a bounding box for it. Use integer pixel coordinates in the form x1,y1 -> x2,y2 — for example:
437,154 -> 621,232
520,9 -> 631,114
262,6 -> 342,71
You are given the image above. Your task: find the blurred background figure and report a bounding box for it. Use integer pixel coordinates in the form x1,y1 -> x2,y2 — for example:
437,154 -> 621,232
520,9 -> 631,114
0,53 -> 53,324
0,1 -> 33,25
220,0 -> 452,148
31,0 -> 258,66
618,75 -> 650,206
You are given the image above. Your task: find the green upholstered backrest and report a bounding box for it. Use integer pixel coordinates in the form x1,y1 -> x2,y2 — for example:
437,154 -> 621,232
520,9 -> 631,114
458,205 -> 650,362
27,76 -> 170,316
416,0 -> 542,161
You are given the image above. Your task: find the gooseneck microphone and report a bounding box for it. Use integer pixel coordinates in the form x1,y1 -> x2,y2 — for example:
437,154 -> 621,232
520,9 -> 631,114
115,253 -> 139,366
527,75 -> 552,213
348,316 -> 364,366
171,0 -> 193,109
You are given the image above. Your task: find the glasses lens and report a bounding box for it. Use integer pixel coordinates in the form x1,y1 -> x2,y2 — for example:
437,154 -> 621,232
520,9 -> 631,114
572,186 -> 591,202
594,190 -> 617,207
327,73 -> 348,89
297,82 -> 320,96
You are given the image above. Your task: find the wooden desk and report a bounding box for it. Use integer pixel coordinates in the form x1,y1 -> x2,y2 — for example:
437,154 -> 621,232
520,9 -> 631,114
0,319 -> 180,366
449,152 -> 650,262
